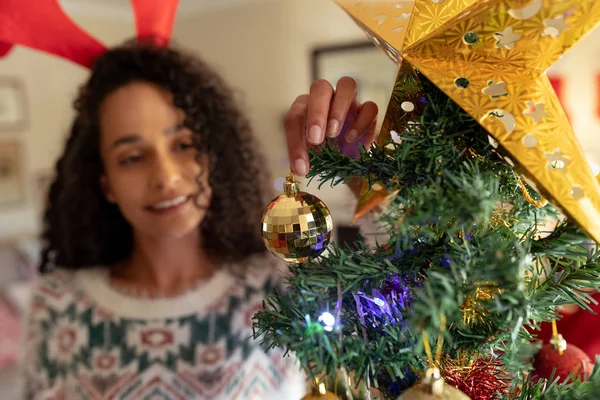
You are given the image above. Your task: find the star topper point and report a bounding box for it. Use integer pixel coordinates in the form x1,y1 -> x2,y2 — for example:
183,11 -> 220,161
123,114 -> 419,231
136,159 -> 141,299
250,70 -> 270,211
336,0 -> 600,244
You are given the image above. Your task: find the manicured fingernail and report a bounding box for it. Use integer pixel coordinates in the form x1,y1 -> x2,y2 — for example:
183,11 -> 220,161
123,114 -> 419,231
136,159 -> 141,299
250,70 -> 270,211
326,120 -> 339,137
294,158 -> 308,176
307,125 -> 323,144
345,129 -> 359,143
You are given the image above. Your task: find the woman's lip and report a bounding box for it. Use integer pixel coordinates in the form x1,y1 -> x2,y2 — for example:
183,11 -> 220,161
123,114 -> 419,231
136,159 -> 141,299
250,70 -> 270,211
145,195 -> 191,214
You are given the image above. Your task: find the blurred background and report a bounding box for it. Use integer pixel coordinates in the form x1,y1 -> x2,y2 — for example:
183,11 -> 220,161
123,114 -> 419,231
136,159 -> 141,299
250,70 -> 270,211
0,0 -> 599,397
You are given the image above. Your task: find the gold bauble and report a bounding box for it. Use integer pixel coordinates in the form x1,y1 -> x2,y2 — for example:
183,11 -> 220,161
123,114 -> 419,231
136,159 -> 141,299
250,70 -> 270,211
261,174 -> 333,263
301,382 -> 341,399
398,382 -> 471,400
301,392 -> 341,400
398,368 -> 471,400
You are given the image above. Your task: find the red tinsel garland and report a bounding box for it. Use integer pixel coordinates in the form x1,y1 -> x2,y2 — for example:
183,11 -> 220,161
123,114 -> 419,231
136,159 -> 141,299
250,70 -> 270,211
443,357 -> 510,400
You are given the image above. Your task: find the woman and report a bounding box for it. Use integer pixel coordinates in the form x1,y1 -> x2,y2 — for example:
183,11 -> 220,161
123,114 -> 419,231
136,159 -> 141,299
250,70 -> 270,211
21,39 -> 378,399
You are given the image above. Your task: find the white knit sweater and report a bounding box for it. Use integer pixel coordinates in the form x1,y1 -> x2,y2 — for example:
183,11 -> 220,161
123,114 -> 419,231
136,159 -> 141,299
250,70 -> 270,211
20,254 -> 306,399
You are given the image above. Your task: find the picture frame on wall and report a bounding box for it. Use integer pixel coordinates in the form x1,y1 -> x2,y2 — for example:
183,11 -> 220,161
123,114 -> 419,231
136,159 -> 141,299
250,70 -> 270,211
0,77 -> 27,132
311,41 -> 399,133
0,140 -> 25,207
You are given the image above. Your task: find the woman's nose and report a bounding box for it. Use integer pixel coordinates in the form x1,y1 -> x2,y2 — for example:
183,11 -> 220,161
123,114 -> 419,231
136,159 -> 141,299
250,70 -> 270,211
149,153 -> 181,191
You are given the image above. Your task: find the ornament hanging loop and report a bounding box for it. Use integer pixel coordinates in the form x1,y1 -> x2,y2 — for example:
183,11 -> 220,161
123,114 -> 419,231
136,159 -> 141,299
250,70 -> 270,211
284,171 -> 300,197
422,313 -> 446,367
422,368 -> 445,396
550,319 -> 567,355
420,314 -> 447,394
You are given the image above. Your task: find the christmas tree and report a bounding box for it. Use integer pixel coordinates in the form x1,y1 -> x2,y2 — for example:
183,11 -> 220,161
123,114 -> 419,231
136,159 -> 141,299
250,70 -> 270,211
255,1 -> 600,398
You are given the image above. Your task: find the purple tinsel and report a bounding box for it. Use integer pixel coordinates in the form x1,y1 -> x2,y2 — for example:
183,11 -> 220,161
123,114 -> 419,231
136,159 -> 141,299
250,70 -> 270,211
353,274 -> 413,328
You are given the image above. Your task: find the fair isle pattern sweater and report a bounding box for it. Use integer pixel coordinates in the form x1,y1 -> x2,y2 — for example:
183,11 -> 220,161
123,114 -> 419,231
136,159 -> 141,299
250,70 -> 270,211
21,255 -> 306,399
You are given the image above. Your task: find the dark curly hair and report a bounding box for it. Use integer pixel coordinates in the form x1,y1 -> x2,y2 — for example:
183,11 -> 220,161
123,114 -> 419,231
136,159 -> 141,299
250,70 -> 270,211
39,40 -> 271,273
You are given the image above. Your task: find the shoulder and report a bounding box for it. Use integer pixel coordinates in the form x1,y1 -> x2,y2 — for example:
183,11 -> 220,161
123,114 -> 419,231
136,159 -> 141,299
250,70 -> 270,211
20,269 -> 81,367
26,267 -> 102,321
29,268 -> 78,307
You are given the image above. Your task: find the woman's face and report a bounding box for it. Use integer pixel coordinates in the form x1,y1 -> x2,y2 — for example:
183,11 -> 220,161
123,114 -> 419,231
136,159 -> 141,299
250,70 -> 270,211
98,81 -> 210,240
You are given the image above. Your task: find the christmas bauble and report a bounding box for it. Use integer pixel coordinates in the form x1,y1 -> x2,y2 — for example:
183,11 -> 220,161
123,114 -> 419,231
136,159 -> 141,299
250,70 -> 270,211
533,337 -> 594,382
301,382 -> 341,399
398,368 -> 471,400
398,383 -> 471,400
261,174 -> 333,263
301,392 -> 341,400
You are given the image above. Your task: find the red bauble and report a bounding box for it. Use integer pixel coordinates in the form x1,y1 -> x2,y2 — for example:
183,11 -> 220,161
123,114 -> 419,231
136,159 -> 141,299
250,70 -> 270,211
533,342 -> 594,382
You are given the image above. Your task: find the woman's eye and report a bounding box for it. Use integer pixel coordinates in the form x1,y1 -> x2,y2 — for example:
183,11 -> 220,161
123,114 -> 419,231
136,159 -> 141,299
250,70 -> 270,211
118,154 -> 143,166
176,142 -> 194,151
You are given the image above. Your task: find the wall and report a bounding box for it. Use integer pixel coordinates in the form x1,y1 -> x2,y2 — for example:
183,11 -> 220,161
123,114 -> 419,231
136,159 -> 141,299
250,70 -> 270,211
0,16 -> 135,238
172,0 -> 291,179
1,0 -> 600,239
548,30 -> 600,167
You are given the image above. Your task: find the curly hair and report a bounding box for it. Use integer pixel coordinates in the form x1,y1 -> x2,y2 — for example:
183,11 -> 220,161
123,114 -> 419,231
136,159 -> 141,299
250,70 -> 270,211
39,40 -> 272,273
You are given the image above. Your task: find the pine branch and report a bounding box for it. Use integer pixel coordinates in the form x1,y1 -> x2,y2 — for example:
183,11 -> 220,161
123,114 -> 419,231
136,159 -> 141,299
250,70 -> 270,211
508,359 -> 600,399
254,74 -> 600,399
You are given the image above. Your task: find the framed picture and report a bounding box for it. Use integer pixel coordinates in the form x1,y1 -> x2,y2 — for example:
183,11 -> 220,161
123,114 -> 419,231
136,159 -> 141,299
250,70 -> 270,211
0,77 -> 27,131
0,141 -> 24,206
311,41 -> 399,132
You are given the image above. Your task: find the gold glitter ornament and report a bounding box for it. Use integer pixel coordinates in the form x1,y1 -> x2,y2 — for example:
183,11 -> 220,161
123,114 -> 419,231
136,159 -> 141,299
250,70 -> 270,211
301,383 -> 341,400
398,368 -> 471,400
301,393 -> 340,400
261,173 -> 333,263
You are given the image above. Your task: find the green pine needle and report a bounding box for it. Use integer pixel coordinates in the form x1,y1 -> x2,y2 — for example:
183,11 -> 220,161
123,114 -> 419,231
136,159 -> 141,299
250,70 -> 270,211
253,74 -> 600,399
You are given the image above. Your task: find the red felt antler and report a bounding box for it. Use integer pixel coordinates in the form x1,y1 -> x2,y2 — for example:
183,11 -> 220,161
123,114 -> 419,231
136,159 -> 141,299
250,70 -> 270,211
130,0 -> 180,46
0,41 -> 13,58
0,0 -> 106,68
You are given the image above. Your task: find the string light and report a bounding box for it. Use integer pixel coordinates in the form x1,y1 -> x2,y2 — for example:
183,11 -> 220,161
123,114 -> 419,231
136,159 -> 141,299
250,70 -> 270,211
318,312 -> 336,332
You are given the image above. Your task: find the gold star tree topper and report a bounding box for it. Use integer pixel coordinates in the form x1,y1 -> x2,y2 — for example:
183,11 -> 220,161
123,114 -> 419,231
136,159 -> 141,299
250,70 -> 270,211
336,0 -> 600,244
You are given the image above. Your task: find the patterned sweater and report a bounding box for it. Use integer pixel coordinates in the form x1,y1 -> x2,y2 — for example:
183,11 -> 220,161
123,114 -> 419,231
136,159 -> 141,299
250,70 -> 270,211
20,255 -> 306,399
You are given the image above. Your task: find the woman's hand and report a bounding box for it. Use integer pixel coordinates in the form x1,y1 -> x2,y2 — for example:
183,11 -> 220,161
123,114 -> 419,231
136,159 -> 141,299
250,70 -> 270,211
284,76 -> 378,176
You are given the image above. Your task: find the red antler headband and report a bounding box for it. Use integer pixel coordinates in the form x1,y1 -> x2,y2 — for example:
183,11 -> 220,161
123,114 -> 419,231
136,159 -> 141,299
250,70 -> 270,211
0,0 -> 180,68
131,0 -> 179,47
0,41 -> 13,57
